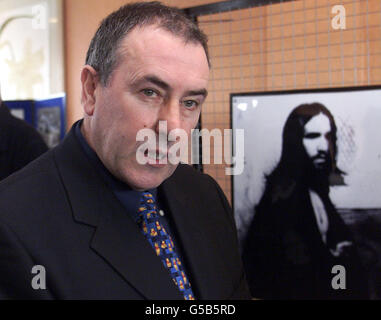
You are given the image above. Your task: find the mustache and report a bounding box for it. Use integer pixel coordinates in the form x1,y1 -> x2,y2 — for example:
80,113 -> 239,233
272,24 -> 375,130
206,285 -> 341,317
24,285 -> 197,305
310,151 -> 332,163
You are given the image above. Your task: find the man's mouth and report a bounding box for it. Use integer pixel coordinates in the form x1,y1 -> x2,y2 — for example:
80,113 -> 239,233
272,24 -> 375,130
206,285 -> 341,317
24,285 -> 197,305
312,153 -> 329,163
144,149 -> 167,162
314,157 -> 327,163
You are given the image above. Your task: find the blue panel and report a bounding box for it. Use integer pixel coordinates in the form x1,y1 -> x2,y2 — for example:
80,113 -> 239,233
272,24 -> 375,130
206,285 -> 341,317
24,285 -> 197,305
4,100 -> 35,125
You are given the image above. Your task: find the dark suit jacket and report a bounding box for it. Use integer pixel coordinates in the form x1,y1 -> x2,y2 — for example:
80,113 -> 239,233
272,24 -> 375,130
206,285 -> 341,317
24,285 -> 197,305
0,126 -> 250,300
0,104 -> 48,181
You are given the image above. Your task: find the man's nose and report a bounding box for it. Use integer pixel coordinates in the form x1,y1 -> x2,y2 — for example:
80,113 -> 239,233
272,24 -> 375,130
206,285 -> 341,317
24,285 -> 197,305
317,136 -> 329,152
155,99 -> 182,135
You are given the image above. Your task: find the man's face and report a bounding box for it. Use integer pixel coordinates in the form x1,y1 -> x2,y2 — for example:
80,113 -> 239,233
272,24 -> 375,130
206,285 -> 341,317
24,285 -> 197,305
302,113 -> 333,171
83,25 -> 209,190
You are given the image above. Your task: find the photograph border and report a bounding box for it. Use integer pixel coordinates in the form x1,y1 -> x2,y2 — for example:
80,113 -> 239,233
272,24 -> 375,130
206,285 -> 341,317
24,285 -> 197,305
230,84 -> 381,216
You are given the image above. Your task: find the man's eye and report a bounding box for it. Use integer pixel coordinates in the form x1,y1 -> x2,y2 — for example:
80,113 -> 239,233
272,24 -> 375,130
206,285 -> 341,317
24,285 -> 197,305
304,133 -> 320,139
142,89 -> 157,97
183,100 -> 199,108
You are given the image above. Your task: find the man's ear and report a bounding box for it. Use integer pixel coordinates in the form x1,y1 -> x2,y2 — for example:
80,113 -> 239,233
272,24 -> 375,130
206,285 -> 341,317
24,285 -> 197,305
81,65 -> 99,116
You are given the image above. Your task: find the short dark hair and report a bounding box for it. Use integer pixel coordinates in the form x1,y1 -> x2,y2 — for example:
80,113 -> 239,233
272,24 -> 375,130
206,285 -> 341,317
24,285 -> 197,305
85,1 -> 209,86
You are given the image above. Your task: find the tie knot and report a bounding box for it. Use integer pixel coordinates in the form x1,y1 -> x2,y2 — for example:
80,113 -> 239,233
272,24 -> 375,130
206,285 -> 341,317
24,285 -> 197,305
138,192 -> 157,219
140,191 -> 155,204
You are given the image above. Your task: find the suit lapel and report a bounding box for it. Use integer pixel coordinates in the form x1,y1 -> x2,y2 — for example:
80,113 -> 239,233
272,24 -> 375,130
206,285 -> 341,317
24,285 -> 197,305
160,169 -> 228,299
54,127 -> 182,299
90,193 -> 183,299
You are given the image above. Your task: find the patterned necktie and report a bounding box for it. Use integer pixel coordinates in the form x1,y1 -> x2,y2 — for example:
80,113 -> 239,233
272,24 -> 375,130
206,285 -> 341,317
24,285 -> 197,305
138,192 -> 195,300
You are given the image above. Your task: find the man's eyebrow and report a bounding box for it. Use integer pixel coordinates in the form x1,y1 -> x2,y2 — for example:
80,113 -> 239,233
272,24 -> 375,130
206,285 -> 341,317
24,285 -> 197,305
141,75 -> 170,90
138,75 -> 208,98
184,89 -> 208,99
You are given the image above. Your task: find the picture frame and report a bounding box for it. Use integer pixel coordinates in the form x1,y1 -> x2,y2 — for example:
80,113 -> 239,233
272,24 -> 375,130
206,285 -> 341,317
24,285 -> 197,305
35,94 -> 66,148
231,86 -> 381,299
5,94 -> 66,148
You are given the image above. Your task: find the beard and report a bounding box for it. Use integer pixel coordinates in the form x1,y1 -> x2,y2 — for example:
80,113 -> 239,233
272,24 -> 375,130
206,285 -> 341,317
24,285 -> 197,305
305,151 -> 333,194
310,151 -> 332,173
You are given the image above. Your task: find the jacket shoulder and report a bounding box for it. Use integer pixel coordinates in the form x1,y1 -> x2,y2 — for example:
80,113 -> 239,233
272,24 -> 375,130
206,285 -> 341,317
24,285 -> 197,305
0,108 -> 47,147
0,150 -> 62,222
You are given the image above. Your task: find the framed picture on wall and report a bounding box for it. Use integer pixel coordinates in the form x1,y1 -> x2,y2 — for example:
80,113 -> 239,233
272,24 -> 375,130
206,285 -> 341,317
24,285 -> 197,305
5,94 -> 65,148
231,86 -> 381,300
35,94 -> 65,148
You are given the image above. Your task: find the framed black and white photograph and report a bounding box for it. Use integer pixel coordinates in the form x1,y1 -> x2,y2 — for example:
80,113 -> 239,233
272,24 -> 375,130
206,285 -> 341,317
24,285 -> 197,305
231,86 -> 381,300
35,95 -> 66,148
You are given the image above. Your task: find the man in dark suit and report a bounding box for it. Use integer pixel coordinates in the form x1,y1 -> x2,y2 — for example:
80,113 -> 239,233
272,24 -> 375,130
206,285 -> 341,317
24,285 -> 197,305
0,92 -> 48,181
242,103 -> 368,299
0,2 -> 250,300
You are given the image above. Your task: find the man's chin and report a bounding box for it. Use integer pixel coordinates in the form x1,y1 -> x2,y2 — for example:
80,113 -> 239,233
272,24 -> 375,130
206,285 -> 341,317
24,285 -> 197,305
314,163 -> 327,170
313,158 -> 329,169
121,163 -> 178,191
312,162 -> 331,177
